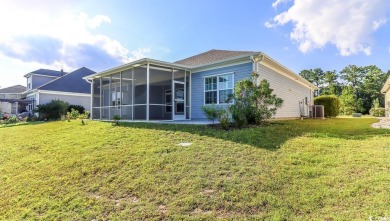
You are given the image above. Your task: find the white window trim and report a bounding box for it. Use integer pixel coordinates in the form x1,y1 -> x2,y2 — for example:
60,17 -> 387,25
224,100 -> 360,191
203,72 -> 235,105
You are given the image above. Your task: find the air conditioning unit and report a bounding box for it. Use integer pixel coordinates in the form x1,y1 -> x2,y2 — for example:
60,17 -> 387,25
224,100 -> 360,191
310,105 -> 324,119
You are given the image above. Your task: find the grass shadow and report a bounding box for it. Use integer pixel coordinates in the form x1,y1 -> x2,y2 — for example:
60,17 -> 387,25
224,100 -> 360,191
115,121 -> 303,150
115,118 -> 390,150
0,121 -> 46,129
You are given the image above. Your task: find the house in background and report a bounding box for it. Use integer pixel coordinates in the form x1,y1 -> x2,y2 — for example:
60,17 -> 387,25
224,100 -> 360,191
0,85 -> 27,114
22,67 -> 96,113
381,76 -> 390,117
85,49 -> 318,121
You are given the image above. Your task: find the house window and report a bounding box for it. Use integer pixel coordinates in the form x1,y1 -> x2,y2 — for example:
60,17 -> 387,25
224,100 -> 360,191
204,73 -> 233,104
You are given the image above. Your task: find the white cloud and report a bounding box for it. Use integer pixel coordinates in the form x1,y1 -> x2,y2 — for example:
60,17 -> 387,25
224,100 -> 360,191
266,0 -> 390,56
272,0 -> 291,8
0,0 -> 152,87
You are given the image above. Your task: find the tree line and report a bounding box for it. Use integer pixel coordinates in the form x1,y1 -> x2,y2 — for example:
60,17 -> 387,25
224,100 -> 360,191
299,65 -> 390,115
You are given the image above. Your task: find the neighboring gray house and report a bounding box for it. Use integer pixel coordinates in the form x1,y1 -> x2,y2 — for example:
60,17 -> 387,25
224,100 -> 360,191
85,49 -> 318,121
0,85 -> 27,114
23,67 -> 96,113
381,76 -> 390,117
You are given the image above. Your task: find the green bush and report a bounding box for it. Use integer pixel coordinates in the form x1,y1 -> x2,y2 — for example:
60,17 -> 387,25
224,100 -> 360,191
314,95 -> 340,118
201,104 -> 222,124
35,100 -> 69,120
227,72 -> 283,126
112,115 -> 121,126
6,116 -> 18,124
228,101 -> 247,128
68,105 -> 85,114
370,108 -> 386,117
66,108 -> 80,120
218,109 -> 230,130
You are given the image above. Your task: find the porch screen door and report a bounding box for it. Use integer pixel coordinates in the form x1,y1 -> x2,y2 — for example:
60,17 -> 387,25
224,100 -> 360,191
173,81 -> 185,120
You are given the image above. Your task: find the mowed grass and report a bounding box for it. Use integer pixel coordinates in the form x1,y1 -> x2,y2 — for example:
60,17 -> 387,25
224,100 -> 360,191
0,118 -> 389,220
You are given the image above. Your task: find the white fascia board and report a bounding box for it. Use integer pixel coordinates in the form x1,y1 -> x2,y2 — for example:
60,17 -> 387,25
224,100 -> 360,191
37,90 -> 91,97
23,73 -> 59,78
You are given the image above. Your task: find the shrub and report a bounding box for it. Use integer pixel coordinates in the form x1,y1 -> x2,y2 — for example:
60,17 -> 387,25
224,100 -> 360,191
218,109 -> 230,130
68,105 -> 85,114
201,104 -> 222,124
370,108 -> 386,117
228,101 -> 247,128
26,116 -> 38,122
227,72 -> 283,126
66,108 -> 80,120
79,111 -> 90,125
112,115 -> 121,125
6,116 -> 18,124
35,100 -> 69,120
314,95 -> 340,118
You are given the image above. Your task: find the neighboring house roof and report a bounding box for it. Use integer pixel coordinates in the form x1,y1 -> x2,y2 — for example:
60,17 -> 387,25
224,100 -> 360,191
25,69 -> 66,77
37,67 -> 95,94
174,49 -> 257,67
0,85 -> 26,94
381,76 -> 390,93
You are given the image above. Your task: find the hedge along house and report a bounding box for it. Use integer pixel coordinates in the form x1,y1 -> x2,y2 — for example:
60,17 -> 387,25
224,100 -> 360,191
85,50 -> 318,121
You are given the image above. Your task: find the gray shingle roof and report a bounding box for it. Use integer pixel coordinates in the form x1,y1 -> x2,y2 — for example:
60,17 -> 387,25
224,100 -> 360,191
0,85 -> 26,94
38,67 -> 95,94
174,49 -> 257,67
30,69 -> 66,77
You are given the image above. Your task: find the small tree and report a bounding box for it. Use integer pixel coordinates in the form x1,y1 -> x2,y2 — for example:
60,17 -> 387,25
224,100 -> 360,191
228,72 -> 283,125
339,86 -> 364,115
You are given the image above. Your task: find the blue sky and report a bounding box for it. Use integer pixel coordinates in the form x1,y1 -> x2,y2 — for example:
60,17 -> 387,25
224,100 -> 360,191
1,0 -> 389,88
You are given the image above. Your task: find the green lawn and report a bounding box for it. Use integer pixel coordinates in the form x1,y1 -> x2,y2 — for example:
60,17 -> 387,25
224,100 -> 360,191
0,119 -> 389,220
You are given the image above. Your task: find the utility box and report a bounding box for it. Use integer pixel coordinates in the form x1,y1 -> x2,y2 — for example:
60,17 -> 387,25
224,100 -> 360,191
310,105 -> 324,118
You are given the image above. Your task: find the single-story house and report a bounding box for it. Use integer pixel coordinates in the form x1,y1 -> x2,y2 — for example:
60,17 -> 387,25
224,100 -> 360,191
22,67 -> 96,113
0,85 -> 27,114
381,76 -> 390,117
84,49 -> 318,121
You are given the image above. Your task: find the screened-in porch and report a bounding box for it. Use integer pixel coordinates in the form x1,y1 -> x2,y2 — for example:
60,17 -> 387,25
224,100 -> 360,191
90,60 -> 190,121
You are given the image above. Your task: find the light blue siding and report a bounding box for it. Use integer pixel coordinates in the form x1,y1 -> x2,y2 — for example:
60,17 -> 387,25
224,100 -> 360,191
191,62 -> 253,119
